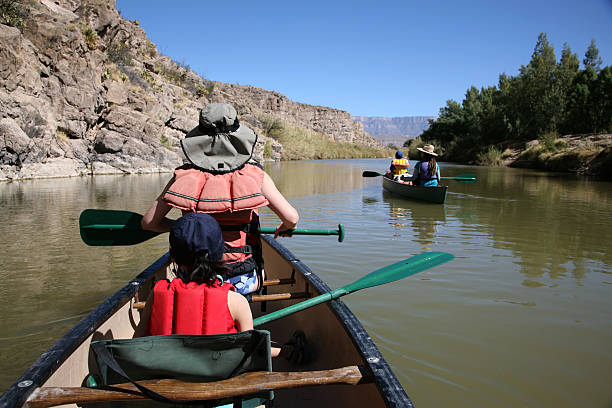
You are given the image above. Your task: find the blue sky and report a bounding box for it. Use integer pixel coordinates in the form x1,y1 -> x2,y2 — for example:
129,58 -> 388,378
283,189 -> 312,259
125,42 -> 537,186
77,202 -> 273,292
116,0 -> 612,117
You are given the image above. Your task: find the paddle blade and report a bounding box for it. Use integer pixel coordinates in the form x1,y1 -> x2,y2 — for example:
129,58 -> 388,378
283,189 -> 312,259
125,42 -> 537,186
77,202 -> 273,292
362,171 -> 385,177
79,209 -> 160,246
343,252 -> 454,293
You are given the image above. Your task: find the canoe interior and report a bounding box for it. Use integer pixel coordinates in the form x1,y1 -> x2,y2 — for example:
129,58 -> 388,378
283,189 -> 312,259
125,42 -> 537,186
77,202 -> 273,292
382,176 -> 448,204
0,237 -> 412,408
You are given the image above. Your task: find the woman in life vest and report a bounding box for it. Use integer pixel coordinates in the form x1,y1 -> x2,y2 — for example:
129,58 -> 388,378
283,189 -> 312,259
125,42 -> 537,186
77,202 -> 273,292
389,150 -> 410,181
142,103 -> 299,296
411,144 -> 441,187
146,212 -> 285,358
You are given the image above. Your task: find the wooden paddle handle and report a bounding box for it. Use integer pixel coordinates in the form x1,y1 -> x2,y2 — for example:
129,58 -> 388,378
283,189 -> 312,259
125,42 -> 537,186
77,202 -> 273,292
26,366 -> 366,408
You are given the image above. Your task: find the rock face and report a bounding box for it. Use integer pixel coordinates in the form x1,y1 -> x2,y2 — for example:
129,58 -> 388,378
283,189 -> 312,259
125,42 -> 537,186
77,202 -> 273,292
0,0 -> 379,181
352,116 -> 437,147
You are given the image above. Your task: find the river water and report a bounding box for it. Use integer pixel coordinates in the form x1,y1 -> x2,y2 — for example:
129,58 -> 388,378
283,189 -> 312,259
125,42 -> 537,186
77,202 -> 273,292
0,159 -> 611,407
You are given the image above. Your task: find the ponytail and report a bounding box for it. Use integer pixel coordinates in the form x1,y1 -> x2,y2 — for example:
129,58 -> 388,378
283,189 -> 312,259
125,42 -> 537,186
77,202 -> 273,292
174,251 -> 230,285
427,156 -> 437,179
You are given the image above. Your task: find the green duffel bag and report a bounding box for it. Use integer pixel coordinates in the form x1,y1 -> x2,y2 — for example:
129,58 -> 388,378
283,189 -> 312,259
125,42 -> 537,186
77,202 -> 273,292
90,329 -> 272,407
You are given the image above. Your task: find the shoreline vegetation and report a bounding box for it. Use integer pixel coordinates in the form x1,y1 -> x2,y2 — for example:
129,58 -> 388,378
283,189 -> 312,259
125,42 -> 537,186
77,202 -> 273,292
259,115 -> 394,160
405,33 -> 611,179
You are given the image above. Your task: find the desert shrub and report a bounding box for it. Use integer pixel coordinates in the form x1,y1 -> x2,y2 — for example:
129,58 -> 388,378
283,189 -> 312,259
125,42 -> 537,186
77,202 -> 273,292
0,0 -> 28,29
260,116 -> 284,138
538,130 -> 560,152
80,23 -> 98,50
554,139 -> 569,149
196,82 -> 214,98
263,140 -> 272,159
476,146 -> 503,166
107,41 -> 132,66
160,134 -> 172,149
146,42 -> 157,57
139,70 -> 161,92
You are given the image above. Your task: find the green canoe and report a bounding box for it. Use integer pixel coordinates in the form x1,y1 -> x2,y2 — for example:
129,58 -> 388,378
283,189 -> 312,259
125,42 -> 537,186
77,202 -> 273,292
382,176 -> 448,204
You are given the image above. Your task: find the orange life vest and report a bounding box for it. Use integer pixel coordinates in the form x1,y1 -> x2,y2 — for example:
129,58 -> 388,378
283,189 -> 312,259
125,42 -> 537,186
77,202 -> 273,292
148,279 -> 238,336
391,158 -> 409,175
163,163 -> 269,276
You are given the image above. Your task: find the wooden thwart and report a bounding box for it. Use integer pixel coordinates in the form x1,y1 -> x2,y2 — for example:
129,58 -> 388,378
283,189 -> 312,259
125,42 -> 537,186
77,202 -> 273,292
262,277 -> 296,287
132,291 -> 308,310
251,292 -> 309,302
26,366 -> 367,408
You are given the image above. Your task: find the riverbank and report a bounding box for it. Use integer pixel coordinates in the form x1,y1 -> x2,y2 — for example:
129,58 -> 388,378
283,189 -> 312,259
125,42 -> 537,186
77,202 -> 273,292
503,133 -> 612,179
405,133 -> 612,180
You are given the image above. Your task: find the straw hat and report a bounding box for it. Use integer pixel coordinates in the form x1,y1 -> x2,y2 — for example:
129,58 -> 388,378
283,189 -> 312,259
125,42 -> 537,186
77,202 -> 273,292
181,103 -> 257,173
416,144 -> 438,156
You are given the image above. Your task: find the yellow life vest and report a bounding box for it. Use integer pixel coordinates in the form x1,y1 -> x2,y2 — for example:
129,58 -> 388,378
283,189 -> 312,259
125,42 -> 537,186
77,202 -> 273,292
391,158 -> 409,175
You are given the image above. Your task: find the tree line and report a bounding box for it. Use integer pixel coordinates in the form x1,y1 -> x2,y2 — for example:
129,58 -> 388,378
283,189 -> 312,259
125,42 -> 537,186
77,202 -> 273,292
412,33 -> 611,162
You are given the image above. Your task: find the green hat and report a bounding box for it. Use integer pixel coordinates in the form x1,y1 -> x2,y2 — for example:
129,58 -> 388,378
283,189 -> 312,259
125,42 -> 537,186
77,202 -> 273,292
181,103 -> 257,173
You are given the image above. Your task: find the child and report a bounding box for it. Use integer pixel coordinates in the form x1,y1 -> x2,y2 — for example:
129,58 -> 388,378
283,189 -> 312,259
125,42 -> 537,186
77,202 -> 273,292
146,212 -> 307,359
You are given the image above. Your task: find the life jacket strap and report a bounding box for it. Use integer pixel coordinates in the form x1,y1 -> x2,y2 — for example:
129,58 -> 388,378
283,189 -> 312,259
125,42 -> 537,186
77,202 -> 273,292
220,224 -> 253,233
224,244 -> 253,255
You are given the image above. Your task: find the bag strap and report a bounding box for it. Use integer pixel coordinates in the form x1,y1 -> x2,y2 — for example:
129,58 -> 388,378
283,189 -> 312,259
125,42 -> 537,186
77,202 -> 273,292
227,332 -> 266,379
90,342 -> 185,404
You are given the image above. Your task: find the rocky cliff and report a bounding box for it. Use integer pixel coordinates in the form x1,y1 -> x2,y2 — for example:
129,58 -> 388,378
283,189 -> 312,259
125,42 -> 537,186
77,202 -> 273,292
352,116 -> 436,147
0,0 -> 379,181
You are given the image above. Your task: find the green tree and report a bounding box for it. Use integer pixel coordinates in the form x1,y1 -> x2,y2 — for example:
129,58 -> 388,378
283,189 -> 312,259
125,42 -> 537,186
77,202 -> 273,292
590,66 -> 612,132
555,43 -> 580,133
518,33 -> 560,138
564,67 -> 597,133
583,39 -> 603,72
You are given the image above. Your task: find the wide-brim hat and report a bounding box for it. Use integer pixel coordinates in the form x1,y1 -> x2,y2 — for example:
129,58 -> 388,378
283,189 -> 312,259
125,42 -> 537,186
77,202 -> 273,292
417,144 -> 438,156
181,103 -> 257,173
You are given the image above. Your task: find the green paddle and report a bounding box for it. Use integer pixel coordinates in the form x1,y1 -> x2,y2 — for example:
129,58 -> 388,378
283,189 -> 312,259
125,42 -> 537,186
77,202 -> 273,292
253,251 -> 454,326
362,171 -> 477,183
79,209 -> 345,246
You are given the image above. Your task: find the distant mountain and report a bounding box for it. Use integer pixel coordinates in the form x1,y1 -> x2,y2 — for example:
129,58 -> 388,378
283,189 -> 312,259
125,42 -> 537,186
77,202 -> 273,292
352,116 -> 437,147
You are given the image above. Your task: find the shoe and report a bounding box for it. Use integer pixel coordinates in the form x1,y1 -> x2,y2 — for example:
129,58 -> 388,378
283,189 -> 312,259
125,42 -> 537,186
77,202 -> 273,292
281,330 -> 313,365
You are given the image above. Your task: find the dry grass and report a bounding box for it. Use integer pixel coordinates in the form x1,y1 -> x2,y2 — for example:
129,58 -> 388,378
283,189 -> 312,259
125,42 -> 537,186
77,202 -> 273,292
259,115 -> 391,160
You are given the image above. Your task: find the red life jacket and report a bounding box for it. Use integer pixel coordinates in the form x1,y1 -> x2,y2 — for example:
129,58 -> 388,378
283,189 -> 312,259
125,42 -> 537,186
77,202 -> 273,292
148,279 -> 238,336
163,163 -> 269,275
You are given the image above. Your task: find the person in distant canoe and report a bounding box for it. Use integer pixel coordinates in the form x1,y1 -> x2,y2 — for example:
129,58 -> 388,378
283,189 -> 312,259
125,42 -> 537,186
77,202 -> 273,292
410,144 -> 441,187
389,150 -> 410,181
141,103 -> 299,296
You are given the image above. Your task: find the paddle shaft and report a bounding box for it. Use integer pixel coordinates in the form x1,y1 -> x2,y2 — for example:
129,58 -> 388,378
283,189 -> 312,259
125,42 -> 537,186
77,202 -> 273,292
81,224 -> 343,238
362,171 -> 476,182
253,251 -> 453,326
80,209 -> 345,244
26,366 -> 365,408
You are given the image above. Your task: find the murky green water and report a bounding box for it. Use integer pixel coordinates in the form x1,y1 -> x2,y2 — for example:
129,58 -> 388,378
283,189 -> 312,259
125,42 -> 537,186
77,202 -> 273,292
1,159 -> 611,407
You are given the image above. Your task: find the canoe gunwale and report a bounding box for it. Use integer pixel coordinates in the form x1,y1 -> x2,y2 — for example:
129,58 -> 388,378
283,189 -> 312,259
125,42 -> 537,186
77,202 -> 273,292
0,253 -> 170,408
262,236 -> 414,407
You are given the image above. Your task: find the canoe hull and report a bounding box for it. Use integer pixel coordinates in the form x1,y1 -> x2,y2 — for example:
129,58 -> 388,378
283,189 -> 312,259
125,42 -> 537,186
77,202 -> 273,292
382,176 -> 448,204
0,237 -> 413,408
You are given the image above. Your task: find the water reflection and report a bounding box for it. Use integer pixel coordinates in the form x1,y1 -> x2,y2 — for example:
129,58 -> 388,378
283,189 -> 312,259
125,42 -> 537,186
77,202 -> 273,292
265,160 -> 366,199
382,191 -> 447,251
1,160 -> 611,407
449,166 -> 612,286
